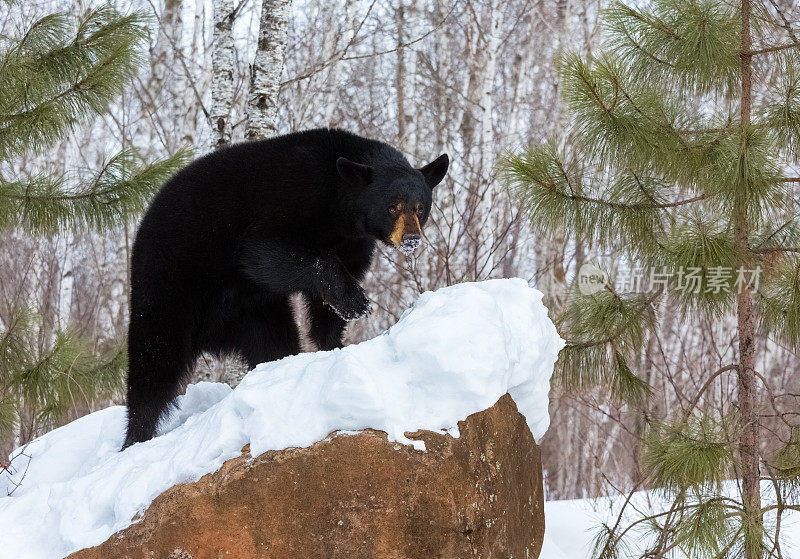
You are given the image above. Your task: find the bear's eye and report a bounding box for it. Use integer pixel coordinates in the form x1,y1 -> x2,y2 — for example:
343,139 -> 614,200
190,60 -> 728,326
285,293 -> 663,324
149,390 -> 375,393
416,206 -> 425,216
388,205 -> 401,217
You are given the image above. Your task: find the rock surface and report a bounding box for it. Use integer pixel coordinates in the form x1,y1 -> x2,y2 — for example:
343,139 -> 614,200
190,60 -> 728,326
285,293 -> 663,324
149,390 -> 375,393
68,394 -> 544,559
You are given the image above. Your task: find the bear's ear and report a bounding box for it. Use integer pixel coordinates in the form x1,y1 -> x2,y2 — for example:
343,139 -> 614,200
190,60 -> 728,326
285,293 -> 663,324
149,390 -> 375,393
418,154 -> 449,189
336,157 -> 373,189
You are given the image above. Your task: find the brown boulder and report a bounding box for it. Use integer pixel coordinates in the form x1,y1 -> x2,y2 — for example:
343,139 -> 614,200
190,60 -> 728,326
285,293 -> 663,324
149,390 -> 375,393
68,394 -> 544,559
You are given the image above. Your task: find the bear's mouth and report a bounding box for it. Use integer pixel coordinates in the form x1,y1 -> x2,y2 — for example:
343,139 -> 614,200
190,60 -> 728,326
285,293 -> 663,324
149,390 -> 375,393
383,231 -> 422,256
397,235 -> 421,255
381,234 -> 423,255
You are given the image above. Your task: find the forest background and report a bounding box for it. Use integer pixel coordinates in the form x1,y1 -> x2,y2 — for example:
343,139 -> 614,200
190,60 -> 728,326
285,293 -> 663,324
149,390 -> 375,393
2,0 -> 799,506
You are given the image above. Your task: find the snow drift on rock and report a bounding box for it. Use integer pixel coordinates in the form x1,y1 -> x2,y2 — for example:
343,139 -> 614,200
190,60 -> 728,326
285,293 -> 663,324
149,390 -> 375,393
0,278 -> 563,559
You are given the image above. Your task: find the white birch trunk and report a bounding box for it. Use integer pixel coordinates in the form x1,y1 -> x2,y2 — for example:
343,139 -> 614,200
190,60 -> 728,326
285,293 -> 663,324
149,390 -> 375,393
321,0 -> 355,126
320,11 -> 341,126
57,234 -> 74,330
246,0 -> 292,140
535,0 -> 572,308
143,0 -> 184,153
475,0 -> 502,276
187,0 -> 207,146
211,0 -> 235,149
502,12 -> 537,279
448,22 -> 478,274
480,0 -> 501,170
396,1 -> 407,145
404,0 -> 421,159
553,0 -> 573,145
433,0 -> 451,156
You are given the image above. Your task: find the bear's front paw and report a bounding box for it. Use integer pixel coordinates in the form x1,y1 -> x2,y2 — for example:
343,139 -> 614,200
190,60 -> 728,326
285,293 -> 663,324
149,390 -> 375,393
325,283 -> 371,321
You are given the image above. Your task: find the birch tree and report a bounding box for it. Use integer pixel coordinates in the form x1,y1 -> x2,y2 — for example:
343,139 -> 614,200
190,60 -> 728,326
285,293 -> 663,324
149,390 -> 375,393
476,0 -> 502,274
246,0 -> 292,140
211,0 -> 236,149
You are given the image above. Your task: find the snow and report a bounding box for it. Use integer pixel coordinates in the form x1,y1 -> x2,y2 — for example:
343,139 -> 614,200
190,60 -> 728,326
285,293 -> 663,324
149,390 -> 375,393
0,278 -> 563,559
541,483 -> 800,558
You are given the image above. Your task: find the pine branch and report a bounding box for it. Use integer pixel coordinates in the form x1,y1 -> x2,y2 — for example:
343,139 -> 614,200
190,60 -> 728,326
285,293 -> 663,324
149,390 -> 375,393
0,147 -> 190,235
763,64 -> 800,161
753,246 -> 800,253
681,364 -> 740,421
604,0 -> 740,95
8,326 -> 127,437
502,146 -> 673,253
0,6 -> 150,158
752,217 -> 800,251
552,285 -> 659,404
765,0 -> 800,46
746,41 -> 800,56
558,52 -> 739,190
760,255 -> 800,350
566,190 -> 706,210
644,412 -> 735,493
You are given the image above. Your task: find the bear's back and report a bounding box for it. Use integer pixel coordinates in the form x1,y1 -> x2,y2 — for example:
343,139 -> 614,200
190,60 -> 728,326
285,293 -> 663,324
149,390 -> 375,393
132,129 -> 404,279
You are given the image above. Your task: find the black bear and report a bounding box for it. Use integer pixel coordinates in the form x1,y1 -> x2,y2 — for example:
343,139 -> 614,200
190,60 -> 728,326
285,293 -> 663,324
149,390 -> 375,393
122,128 -> 449,449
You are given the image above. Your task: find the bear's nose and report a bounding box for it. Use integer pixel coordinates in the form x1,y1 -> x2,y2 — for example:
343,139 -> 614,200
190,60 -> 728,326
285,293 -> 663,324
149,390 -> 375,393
398,233 -> 421,256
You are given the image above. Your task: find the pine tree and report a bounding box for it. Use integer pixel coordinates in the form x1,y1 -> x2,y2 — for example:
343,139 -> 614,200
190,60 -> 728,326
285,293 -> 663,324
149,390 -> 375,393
502,0 -> 800,557
0,5 -> 189,451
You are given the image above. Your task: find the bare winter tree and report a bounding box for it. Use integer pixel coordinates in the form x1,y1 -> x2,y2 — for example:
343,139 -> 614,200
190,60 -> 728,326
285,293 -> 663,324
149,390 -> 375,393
246,0 -> 292,140
0,0 -> 600,482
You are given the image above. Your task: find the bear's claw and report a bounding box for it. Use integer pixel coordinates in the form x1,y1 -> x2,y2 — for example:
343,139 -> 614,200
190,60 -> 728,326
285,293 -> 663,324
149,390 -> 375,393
326,286 -> 371,320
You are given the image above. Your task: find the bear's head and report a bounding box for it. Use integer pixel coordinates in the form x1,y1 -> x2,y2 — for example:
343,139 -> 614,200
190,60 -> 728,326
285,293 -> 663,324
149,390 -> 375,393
336,154 -> 449,254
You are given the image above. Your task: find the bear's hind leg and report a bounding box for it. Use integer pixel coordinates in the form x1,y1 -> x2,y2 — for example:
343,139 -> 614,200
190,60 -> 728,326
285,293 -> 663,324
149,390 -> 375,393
123,298 -> 195,449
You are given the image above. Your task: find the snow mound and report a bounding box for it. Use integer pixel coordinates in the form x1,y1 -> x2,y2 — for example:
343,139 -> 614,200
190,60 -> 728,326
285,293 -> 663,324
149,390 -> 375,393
1,278 -> 563,559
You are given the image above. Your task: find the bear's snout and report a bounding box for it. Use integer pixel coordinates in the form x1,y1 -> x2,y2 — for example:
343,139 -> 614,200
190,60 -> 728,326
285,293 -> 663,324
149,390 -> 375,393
399,233 -> 422,256
389,210 -> 422,251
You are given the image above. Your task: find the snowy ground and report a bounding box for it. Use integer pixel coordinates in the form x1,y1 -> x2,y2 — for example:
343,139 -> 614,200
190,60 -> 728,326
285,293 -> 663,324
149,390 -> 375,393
541,484 -> 800,558
1,278 -> 564,559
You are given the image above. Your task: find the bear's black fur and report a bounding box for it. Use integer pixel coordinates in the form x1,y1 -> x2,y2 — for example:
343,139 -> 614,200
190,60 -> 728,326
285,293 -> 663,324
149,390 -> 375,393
123,128 -> 449,449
